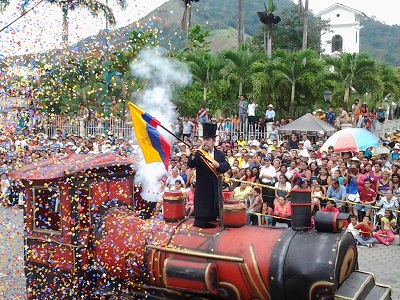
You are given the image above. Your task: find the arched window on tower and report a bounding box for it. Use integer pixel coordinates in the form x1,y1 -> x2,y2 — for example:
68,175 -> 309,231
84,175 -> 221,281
331,35 -> 343,52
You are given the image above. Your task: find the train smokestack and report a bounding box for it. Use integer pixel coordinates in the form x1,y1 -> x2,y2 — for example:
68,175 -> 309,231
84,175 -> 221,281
290,189 -> 312,231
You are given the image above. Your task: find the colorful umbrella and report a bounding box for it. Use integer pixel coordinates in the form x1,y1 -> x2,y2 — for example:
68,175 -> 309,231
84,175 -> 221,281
320,128 -> 380,153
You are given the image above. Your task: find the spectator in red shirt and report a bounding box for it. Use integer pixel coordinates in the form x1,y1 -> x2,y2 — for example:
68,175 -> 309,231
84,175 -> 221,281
322,199 -> 339,213
353,216 -> 377,247
354,178 -> 376,219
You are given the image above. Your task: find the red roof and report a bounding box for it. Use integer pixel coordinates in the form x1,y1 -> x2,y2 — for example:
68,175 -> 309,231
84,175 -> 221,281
10,153 -> 134,181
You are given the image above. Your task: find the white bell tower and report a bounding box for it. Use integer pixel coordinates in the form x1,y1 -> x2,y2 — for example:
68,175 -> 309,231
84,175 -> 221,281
316,3 -> 367,55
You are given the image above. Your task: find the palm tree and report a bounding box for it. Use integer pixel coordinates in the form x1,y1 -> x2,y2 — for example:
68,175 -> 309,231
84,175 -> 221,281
181,0 -> 200,46
223,43 -> 268,97
185,52 -> 223,107
323,52 -> 377,111
257,0 -> 280,56
20,0 -> 126,48
238,0 -> 244,46
273,48 -> 321,116
377,63 -> 400,101
301,0 -> 309,50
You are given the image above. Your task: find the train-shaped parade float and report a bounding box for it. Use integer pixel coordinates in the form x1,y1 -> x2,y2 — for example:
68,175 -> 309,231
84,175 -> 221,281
10,151 -> 392,300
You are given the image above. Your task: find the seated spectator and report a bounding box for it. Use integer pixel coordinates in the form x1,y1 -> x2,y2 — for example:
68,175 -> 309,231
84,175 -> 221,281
233,181 -> 252,202
376,190 -> 398,220
326,180 -> 347,212
322,199 -> 339,213
347,214 -> 360,239
311,183 -> 324,213
165,168 -> 185,189
261,202 -> 273,226
169,180 -> 187,199
292,177 -> 309,190
272,196 -> 292,228
354,178 -> 376,219
374,209 -> 396,246
185,182 -> 195,216
246,187 -> 263,225
353,216 -> 377,247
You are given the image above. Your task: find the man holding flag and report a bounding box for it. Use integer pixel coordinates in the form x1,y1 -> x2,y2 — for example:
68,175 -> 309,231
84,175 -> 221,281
188,123 -> 230,228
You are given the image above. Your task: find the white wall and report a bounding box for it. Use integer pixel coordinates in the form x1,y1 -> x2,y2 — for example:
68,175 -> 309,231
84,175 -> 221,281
320,6 -> 362,55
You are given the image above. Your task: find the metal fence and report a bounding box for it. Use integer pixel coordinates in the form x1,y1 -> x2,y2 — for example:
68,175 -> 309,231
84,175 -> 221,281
42,116 -> 400,142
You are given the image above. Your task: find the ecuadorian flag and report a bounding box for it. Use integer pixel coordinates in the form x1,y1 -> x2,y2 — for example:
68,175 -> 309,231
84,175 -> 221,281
128,102 -> 170,169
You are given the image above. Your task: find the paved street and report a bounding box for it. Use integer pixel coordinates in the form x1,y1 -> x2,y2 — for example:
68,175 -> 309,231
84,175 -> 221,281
0,205 -> 399,299
357,235 -> 400,299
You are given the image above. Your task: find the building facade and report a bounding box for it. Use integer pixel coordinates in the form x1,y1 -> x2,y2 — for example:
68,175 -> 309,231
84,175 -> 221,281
316,3 -> 367,55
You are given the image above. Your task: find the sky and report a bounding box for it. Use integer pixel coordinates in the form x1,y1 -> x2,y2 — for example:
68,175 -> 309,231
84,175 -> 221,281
0,0 -> 398,57
298,0 -> 398,25
0,0 -> 169,56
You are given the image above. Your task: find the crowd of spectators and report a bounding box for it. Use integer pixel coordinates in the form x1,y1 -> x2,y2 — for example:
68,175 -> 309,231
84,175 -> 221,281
1,87 -> 398,247
0,101 -> 135,207
165,121 -> 400,246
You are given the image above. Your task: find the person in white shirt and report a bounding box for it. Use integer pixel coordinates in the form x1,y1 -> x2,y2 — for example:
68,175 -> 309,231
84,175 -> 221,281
347,215 -> 360,238
247,135 -> 260,148
301,134 -> 312,149
259,156 -> 276,207
165,168 -> 185,189
247,98 -> 258,131
182,116 -> 194,139
265,104 -> 275,123
297,141 -> 308,157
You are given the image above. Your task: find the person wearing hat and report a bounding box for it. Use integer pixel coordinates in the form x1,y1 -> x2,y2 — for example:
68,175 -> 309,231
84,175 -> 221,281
264,104 -> 275,123
315,109 -> 325,121
390,144 -> 400,161
377,106 -> 386,124
188,123 -> 230,228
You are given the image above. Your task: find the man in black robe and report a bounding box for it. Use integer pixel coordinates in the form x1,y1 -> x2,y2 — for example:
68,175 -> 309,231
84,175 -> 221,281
188,123 -> 230,228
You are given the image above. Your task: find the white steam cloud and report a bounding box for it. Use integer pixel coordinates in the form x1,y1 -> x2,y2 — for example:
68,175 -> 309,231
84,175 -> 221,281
130,48 -> 191,202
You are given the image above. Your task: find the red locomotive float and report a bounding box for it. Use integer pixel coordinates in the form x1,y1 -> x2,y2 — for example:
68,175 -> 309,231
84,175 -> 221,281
11,153 -> 391,300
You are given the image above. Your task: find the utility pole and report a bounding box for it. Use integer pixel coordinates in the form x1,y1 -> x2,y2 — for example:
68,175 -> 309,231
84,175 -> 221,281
104,0 -> 109,132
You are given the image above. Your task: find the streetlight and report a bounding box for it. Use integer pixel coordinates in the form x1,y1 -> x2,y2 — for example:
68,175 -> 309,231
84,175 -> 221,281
104,0 -> 110,132
323,90 -> 333,105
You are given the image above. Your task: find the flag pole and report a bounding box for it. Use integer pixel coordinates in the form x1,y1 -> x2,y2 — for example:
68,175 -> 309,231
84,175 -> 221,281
157,123 -> 193,148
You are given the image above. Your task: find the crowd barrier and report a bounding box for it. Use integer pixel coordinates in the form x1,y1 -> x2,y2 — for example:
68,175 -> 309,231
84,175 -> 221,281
39,116 -> 400,142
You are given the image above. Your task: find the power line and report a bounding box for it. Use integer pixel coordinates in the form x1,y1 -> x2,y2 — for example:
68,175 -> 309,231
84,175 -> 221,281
0,0 -> 45,34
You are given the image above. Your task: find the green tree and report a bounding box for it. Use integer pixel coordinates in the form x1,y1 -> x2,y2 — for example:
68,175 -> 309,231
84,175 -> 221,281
273,48 -> 322,116
377,63 -> 400,101
323,52 -> 377,111
184,24 -> 211,53
251,7 -> 329,54
256,0 -> 281,57
21,0 -> 126,48
185,51 -> 223,107
223,43 -> 268,97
